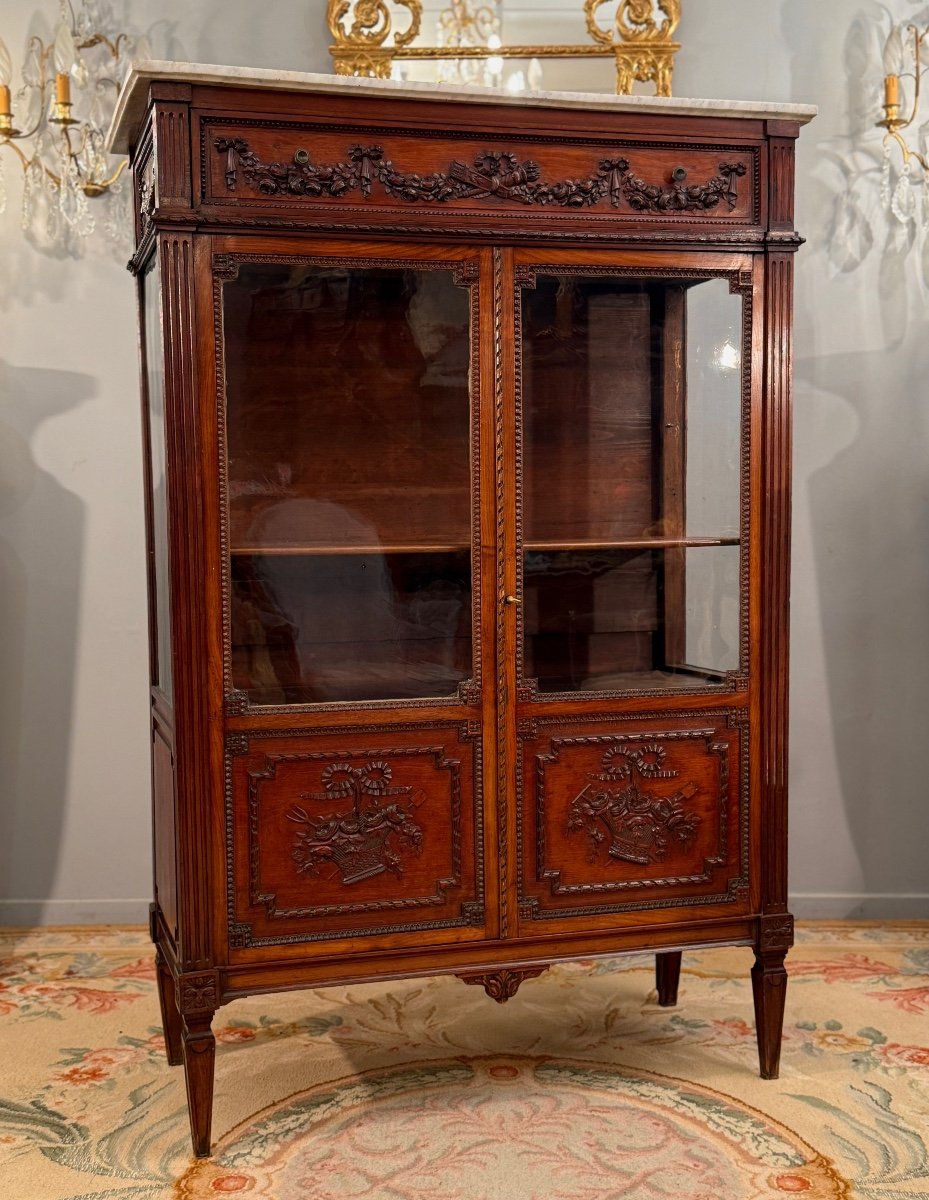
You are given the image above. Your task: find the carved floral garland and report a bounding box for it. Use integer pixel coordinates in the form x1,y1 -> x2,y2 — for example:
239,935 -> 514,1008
214,137 -> 747,213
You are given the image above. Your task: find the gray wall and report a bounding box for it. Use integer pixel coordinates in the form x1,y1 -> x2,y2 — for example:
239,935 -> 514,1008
0,0 -> 926,923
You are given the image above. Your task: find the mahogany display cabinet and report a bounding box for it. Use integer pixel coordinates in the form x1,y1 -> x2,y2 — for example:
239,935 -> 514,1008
110,62 -> 815,1156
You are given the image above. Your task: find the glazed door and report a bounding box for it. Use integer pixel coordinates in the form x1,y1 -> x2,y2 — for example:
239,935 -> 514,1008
216,239 -> 495,956
504,249 -> 756,935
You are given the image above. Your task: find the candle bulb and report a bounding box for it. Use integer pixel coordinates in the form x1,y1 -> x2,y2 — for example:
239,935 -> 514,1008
0,37 -> 12,89
0,84 -> 11,118
883,26 -> 906,76
56,71 -> 71,106
884,73 -> 900,109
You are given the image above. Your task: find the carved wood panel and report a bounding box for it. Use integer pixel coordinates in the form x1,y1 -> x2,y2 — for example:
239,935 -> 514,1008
516,712 -> 749,927
202,121 -> 759,228
214,137 -> 747,213
226,722 -> 485,952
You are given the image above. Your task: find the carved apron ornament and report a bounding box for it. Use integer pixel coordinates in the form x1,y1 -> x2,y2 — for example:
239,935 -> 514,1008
568,744 -> 701,866
287,761 -> 424,885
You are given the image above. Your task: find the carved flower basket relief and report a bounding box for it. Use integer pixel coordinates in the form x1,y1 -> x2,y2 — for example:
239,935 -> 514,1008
568,744 -> 702,866
287,761 -> 425,886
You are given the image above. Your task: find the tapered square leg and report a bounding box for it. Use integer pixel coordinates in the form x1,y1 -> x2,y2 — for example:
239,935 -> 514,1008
155,949 -> 184,1066
751,952 -> 788,1078
752,914 -> 793,1080
182,1013 -> 216,1158
655,951 -> 682,1007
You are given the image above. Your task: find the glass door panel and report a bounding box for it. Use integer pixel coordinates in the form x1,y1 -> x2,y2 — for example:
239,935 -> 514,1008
221,260 -> 475,705
520,271 -> 744,694
142,258 -> 172,701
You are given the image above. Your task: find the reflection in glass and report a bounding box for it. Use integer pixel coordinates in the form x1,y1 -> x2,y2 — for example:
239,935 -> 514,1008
521,273 -> 743,693
143,259 -> 172,700
222,263 -> 473,705
684,545 -> 739,675
685,278 -> 742,539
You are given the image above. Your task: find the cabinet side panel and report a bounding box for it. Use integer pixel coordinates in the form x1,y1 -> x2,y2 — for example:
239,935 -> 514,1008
153,726 -> 178,944
139,243 -> 179,946
141,259 -> 173,702
161,229 -> 219,972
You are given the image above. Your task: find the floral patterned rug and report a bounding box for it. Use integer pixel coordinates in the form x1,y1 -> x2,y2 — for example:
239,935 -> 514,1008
1,924 -> 929,1199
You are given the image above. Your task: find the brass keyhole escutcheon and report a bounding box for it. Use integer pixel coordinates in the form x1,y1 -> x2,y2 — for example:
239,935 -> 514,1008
294,149 -> 310,165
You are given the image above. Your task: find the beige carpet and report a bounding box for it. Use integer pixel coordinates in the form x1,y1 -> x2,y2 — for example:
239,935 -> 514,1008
2,924 -> 929,1198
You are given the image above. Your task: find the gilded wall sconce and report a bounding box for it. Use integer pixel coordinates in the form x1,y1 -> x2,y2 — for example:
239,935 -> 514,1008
877,19 -> 929,226
0,0 -> 146,245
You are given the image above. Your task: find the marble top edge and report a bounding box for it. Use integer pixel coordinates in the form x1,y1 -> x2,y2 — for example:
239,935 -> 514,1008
107,59 -> 817,153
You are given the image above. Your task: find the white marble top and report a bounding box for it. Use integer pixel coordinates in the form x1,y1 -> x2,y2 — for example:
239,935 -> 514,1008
107,60 -> 816,153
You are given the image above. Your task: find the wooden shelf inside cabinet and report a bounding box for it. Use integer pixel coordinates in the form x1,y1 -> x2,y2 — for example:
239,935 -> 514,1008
232,539 -> 740,555
125,62 -> 811,1158
524,538 -> 740,552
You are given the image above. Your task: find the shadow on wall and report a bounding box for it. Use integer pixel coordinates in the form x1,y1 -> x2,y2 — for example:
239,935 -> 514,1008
781,0 -> 929,914
0,360 -> 94,922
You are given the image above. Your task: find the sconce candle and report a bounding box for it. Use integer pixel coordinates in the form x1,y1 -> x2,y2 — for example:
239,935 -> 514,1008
55,71 -> 70,106
883,73 -> 900,109
0,83 -> 10,119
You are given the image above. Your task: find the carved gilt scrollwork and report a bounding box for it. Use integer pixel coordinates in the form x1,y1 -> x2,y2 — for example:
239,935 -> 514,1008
326,0 -> 681,94
586,0 -> 682,95
620,0 -> 680,41
328,0 -> 421,47
328,0 -> 421,77
586,0 -> 679,44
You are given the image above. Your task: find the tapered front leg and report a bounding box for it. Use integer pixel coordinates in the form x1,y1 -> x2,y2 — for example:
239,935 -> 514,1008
154,948 -> 183,1066
655,951 -> 682,1007
178,971 -> 220,1158
182,1013 -> 216,1157
752,915 -> 794,1079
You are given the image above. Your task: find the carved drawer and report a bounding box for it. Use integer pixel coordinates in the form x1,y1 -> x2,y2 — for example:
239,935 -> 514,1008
200,118 -> 760,232
225,722 -> 486,956
516,711 -> 750,932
